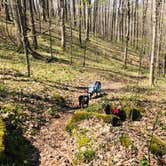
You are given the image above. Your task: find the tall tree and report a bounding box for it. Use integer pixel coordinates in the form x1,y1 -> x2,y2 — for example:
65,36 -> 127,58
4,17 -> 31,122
40,0 -> 47,21
149,0 -> 157,85
29,0 -> 38,49
17,0 -> 31,76
11,0 -> 22,47
72,0 -> 76,26
86,0 -> 91,41
60,0 -> 66,49
78,0 -> 82,47
4,0 -> 11,21
124,0 -> 130,68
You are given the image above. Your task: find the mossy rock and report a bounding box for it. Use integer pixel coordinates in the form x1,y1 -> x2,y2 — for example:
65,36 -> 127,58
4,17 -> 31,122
0,119 -> 5,160
124,107 -> 142,121
149,137 -> 166,156
120,134 -> 133,148
65,111 -> 121,133
84,103 -> 102,113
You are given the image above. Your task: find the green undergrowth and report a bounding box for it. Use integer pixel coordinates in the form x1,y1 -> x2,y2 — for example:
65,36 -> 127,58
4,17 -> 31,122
119,133 -> 133,148
149,137 -> 166,156
65,110 -> 120,133
83,103 -> 103,113
72,128 -> 95,164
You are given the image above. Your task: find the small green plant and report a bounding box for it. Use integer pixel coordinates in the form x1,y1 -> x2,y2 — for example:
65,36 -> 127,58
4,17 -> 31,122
54,93 -> 66,106
76,148 -> 95,164
47,107 -> 55,116
149,137 -> 166,156
120,134 -> 133,148
139,158 -> 149,166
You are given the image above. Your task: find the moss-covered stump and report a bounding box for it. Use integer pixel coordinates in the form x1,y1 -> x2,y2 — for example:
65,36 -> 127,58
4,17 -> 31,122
65,110 -> 121,133
149,137 -> 166,156
119,133 -> 133,148
0,119 -> 5,159
124,107 -> 142,121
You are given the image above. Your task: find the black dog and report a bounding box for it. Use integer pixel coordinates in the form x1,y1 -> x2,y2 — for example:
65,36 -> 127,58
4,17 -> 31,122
102,103 -> 111,115
78,95 -> 89,108
102,103 -> 126,121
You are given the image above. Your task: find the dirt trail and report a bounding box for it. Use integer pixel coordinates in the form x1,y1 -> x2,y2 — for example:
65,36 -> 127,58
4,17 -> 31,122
33,112 -> 74,166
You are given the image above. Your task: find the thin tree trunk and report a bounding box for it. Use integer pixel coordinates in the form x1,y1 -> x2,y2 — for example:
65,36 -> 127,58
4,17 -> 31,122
17,0 -> 30,77
78,0 -> 82,47
163,55 -> 166,77
139,0 -> 148,72
124,0 -> 130,68
4,0 -> 11,21
11,0 -> 22,47
86,0 -> 91,41
29,0 -> 38,49
60,0 -> 66,50
72,0 -> 76,26
149,0 -> 157,85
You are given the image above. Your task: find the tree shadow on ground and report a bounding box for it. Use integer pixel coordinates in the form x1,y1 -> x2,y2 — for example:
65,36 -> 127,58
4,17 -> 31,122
1,117 -> 40,165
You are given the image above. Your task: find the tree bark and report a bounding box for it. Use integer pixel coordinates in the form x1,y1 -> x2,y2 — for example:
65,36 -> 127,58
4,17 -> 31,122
4,0 -> 11,21
29,0 -> 38,49
11,0 -> 22,47
60,0 -> 66,50
124,0 -> 130,68
149,0 -> 157,85
17,0 -> 31,77
78,0 -> 82,47
86,0 -> 91,41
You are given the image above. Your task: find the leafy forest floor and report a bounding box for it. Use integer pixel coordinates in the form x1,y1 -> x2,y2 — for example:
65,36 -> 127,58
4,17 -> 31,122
0,19 -> 166,165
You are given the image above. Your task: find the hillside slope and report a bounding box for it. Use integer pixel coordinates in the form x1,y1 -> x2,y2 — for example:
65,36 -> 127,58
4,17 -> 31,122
0,21 -> 166,165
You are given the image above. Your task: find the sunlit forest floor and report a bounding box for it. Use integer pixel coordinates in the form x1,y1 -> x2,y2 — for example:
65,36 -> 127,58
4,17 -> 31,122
0,18 -> 166,165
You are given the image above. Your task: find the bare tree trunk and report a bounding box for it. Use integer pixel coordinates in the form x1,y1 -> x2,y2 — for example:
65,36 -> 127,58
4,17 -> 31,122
17,0 -> 31,77
111,0 -> 117,41
68,2 -> 73,64
163,55 -> 166,77
93,0 -> 99,35
29,0 -> 38,49
72,0 -> 76,26
149,0 -> 157,85
4,0 -> 11,21
124,0 -> 130,68
86,0 -> 91,41
11,0 -> 22,47
41,0 -> 47,21
155,0 -> 162,77
139,0 -> 148,72
83,1 -> 86,30
78,0 -> 82,47
48,12 -> 53,58
60,0 -> 66,50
